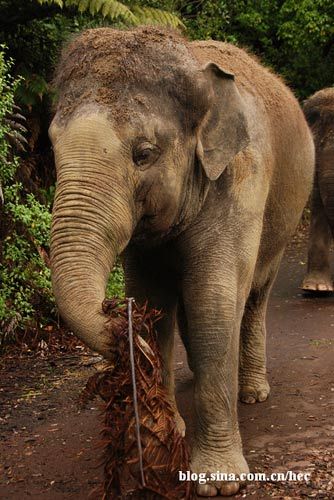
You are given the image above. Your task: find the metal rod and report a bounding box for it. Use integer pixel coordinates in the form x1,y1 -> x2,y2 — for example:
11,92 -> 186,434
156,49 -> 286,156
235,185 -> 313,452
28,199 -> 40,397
127,297 -> 146,487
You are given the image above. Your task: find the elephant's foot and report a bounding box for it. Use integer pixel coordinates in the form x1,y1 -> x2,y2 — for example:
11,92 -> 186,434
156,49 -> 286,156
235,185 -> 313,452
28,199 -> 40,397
239,376 -> 270,404
301,271 -> 333,292
191,448 -> 249,497
174,408 -> 186,437
163,383 -> 186,436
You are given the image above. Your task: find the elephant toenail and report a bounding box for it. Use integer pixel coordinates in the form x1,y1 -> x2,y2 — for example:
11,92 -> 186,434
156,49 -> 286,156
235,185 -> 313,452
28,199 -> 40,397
241,393 -> 256,404
258,391 -> 268,402
219,480 -> 240,496
197,483 -> 217,496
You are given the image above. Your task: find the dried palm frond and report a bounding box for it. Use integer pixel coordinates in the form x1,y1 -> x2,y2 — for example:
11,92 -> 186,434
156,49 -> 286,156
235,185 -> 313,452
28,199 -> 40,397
82,298 -> 194,499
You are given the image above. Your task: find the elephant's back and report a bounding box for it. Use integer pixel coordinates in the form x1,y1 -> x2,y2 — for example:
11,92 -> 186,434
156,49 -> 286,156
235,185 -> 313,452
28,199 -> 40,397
189,40 -> 297,115
303,88 -> 334,144
304,87 -> 334,115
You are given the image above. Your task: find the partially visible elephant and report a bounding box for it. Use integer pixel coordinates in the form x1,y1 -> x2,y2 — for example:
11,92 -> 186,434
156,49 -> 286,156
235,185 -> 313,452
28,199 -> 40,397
49,27 -> 314,497
301,88 -> 334,292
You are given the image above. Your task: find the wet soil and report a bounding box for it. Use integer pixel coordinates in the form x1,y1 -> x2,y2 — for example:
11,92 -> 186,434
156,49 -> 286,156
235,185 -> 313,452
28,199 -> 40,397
0,232 -> 333,499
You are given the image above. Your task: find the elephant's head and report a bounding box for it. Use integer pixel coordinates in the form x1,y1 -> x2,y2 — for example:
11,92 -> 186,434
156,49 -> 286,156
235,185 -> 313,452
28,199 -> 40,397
50,27 -> 249,357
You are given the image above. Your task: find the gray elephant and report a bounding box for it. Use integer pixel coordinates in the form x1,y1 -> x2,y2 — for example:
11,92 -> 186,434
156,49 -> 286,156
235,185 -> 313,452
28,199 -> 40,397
49,27 -> 314,497
301,88 -> 334,292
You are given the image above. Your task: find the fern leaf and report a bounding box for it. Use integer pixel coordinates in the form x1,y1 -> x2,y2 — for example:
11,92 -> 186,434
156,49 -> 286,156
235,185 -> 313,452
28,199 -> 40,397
77,0 -> 90,13
64,0 -> 79,8
133,6 -> 185,29
88,0 -> 105,15
39,0 -> 184,29
37,0 -> 64,7
101,1 -> 138,24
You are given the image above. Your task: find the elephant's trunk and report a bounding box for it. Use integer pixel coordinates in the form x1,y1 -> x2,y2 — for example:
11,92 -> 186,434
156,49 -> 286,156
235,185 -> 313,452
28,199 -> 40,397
50,116 -> 134,357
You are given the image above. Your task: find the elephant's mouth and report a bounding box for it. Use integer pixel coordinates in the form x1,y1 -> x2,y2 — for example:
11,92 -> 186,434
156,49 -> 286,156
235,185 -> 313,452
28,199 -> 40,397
132,212 -> 185,247
132,214 -> 162,245
136,213 -> 156,229
133,212 -> 178,247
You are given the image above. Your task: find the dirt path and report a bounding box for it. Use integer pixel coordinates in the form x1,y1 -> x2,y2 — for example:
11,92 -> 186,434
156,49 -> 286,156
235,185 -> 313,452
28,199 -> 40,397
1,236 -> 333,499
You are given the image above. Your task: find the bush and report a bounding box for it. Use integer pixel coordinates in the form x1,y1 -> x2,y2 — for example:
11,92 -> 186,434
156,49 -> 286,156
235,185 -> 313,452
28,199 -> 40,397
107,263 -> 125,299
0,47 -> 54,346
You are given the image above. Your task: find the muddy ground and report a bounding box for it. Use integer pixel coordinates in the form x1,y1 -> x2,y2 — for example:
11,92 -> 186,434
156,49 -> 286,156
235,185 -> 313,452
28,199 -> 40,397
0,232 -> 333,499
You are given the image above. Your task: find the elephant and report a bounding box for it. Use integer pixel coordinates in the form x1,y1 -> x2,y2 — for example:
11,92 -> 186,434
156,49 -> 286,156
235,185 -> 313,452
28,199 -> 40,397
49,27 -> 314,497
301,88 -> 334,292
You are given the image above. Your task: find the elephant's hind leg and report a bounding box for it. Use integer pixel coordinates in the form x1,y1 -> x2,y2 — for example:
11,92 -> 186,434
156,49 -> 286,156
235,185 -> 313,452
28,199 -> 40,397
239,252 -> 283,404
176,297 -> 194,372
301,176 -> 333,292
157,308 -> 187,437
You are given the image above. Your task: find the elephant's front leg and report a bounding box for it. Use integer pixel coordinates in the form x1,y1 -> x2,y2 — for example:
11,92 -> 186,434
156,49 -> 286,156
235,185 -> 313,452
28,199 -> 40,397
183,269 -> 249,497
123,248 -> 185,436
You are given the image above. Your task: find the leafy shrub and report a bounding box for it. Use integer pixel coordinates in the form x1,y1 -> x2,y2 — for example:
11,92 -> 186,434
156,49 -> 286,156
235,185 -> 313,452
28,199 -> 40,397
0,47 -> 54,346
107,263 -> 125,299
1,9 -> 107,109
0,47 -> 16,169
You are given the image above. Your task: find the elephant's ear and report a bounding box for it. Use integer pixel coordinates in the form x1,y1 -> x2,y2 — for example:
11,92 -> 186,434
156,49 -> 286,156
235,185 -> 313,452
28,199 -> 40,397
196,62 -> 250,181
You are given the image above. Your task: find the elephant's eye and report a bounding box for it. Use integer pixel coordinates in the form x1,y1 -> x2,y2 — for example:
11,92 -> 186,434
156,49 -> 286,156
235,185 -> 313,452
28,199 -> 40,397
133,142 -> 160,167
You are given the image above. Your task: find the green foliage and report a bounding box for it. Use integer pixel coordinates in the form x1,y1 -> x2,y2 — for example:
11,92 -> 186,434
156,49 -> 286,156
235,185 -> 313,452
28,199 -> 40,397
181,0 -> 230,41
107,263 -> 125,298
0,48 -> 54,344
0,7 -> 105,109
0,185 -> 54,343
183,0 -> 334,98
36,0 -> 184,28
0,47 -> 16,167
6,14 -> 71,108
275,0 -> 334,96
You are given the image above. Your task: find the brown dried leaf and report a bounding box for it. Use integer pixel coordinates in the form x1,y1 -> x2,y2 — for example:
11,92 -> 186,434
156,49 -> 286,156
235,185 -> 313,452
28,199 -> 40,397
82,298 -> 195,499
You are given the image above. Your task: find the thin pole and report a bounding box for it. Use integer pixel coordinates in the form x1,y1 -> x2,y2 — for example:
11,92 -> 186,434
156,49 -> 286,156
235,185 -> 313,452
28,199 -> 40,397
127,297 -> 146,487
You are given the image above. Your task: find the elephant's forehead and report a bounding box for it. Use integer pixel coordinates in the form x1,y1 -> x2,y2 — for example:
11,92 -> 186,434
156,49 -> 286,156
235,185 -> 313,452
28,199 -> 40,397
55,26 -> 196,88
53,27 -> 205,124
53,81 -> 181,131
51,100 -> 179,150
115,111 -> 180,143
